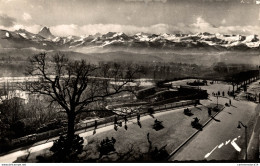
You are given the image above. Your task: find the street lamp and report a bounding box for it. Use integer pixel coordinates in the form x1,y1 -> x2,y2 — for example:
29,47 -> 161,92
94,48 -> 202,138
237,121 -> 247,161
216,95 -> 218,108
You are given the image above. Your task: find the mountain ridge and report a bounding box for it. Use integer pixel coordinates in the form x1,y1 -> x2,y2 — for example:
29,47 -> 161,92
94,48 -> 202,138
38,27 -> 55,40
0,27 -> 259,51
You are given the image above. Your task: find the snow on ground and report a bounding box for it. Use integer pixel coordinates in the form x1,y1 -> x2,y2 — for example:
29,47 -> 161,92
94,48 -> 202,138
5,32 -> 10,38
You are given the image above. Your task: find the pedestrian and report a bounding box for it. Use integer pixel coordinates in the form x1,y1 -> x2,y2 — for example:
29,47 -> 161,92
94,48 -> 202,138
154,147 -> 158,154
155,119 -> 158,123
193,117 -> 199,123
218,91 -> 220,96
114,116 -> 118,125
112,137 -> 116,144
208,108 -> 212,117
137,120 -> 142,128
114,124 -> 118,131
229,99 -> 231,105
106,137 -> 109,143
124,115 -> 127,123
148,138 -> 152,151
137,113 -> 140,121
85,123 -> 87,131
222,91 -> 225,97
94,120 -> 97,129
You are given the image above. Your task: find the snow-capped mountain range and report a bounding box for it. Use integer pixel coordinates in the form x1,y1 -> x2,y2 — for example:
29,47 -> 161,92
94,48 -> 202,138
0,27 -> 260,51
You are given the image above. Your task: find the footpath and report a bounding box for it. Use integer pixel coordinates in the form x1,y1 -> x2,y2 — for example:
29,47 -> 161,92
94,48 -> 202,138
0,101 -> 198,163
168,80 -> 260,161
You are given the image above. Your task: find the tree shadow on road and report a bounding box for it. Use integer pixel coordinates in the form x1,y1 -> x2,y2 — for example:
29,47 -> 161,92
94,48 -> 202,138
210,116 -> 221,122
230,104 -> 237,108
199,103 -> 210,109
233,98 -> 240,101
194,106 -> 202,111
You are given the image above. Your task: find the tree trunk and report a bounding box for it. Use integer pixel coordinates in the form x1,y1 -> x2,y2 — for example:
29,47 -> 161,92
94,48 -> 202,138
67,112 -> 75,147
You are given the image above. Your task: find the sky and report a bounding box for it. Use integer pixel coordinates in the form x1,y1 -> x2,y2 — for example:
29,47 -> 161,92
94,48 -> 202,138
0,0 -> 260,36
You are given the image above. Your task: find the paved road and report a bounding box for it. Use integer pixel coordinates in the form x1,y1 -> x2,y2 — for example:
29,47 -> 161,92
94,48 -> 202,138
0,104 -> 196,163
247,105 -> 260,160
170,96 -> 257,161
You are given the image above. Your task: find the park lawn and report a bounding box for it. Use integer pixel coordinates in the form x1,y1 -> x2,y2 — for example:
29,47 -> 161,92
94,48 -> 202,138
84,100 -> 223,161
15,148 -> 51,163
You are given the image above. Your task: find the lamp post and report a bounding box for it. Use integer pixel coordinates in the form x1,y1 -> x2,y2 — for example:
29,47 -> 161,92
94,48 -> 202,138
237,121 -> 247,161
216,94 -> 218,108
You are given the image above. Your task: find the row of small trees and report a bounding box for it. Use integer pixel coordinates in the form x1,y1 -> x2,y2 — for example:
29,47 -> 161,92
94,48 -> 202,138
225,70 -> 259,95
0,95 -> 65,153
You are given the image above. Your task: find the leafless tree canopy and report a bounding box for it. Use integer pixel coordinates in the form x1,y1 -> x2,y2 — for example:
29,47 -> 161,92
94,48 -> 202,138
24,52 -> 143,114
23,52 -> 143,143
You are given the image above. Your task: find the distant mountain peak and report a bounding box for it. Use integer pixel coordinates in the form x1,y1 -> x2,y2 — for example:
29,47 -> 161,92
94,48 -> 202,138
16,28 -> 26,32
39,26 -> 50,32
0,27 -> 259,50
38,26 -> 55,39
135,32 -> 150,36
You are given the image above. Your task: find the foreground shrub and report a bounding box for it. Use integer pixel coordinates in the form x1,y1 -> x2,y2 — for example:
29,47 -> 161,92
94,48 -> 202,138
50,134 -> 84,162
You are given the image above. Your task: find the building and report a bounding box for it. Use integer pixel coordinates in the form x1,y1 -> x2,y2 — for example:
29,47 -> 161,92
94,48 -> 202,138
0,90 -> 29,104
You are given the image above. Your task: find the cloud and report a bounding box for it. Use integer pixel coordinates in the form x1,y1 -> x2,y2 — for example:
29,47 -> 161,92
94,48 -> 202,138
192,17 -> 213,31
51,24 -> 79,36
40,22 -> 260,36
221,19 -> 226,24
1,0 -> 14,3
50,23 -> 176,36
0,14 -> 16,27
1,16 -> 260,36
48,17 -> 260,36
23,12 -> 32,21
124,0 -> 167,3
0,24 -> 41,33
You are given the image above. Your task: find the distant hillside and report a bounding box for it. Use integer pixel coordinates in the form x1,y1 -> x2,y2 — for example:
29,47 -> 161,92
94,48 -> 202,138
1,27 -> 260,52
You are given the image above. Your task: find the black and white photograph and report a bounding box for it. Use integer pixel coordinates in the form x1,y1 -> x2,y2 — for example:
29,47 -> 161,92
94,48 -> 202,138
0,0 -> 259,164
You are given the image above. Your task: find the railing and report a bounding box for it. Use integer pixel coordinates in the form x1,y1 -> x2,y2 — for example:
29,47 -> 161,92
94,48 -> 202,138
152,100 -> 197,111
6,99 -> 198,153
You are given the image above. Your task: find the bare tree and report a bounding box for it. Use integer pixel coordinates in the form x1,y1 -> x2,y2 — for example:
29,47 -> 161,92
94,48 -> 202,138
23,52 -> 142,150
